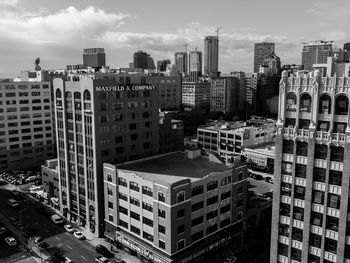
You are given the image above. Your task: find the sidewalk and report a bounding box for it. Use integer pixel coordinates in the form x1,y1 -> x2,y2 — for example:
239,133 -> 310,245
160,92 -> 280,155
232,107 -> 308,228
79,227 -> 142,263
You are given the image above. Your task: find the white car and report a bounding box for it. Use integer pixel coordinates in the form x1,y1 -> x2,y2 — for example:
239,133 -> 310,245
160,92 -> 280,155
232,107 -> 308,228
5,237 -> 17,247
223,255 -> 237,263
64,224 -> 75,233
73,231 -> 85,240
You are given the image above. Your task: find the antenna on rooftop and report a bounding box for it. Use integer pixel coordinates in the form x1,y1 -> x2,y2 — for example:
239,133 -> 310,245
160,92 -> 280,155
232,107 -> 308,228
215,26 -> 223,39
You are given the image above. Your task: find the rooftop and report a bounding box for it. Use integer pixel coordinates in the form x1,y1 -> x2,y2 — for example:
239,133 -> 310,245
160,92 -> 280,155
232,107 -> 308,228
117,152 -> 232,184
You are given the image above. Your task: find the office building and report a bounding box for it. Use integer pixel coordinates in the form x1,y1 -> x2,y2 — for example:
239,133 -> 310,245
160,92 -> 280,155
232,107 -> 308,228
256,74 -> 281,116
229,71 -> 246,114
182,80 -> 211,109
254,42 -> 275,73
0,80 -> 55,172
148,55 -> 156,70
146,75 -> 182,110
159,117 -> 184,154
301,41 -> 333,71
157,60 -> 171,73
210,77 -> 240,114
103,150 -> 248,263
41,159 -> 60,208
83,48 -> 106,68
189,50 -> 203,79
242,142 -> 275,173
175,52 -> 188,76
53,77 -> 159,236
133,50 -> 150,70
204,36 -> 219,76
270,69 -> 350,263
243,73 -> 261,116
259,52 -> 281,75
197,118 -> 276,160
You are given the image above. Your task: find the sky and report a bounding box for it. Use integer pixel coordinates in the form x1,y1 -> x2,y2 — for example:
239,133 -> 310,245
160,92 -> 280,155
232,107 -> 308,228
0,0 -> 349,78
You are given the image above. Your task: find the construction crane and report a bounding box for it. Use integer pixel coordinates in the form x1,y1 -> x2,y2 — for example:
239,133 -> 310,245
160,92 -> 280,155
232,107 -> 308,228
215,26 -> 223,39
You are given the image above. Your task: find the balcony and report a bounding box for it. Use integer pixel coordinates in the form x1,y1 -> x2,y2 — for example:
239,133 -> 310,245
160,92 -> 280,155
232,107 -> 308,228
296,129 -> 309,140
331,133 -> 345,146
316,131 -> 329,143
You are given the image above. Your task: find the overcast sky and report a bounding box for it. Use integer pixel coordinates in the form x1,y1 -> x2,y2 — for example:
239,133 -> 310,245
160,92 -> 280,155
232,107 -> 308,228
0,0 -> 349,78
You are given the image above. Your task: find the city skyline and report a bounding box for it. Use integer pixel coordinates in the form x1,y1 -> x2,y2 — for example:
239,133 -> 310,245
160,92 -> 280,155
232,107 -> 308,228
0,0 -> 350,78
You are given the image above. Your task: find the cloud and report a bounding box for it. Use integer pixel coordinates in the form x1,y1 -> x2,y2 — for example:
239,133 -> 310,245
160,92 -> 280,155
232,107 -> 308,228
306,2 -> 329,16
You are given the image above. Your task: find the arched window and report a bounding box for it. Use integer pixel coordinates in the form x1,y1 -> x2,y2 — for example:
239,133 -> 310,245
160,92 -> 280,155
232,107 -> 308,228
56,89 -> 62,98
74,92 -> 81,100
286,93 -> 297,111
65,91 -> 72,98
335,95 -> 348,115
83,90 -> 91,101
300,94 -> 312,113
177,191 -> 185,203
319,94 -> 331,114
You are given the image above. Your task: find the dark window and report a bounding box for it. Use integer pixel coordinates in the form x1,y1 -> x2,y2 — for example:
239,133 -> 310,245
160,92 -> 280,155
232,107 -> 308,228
296,141 -> 308,156
283,140 -> 294,154
119,220 -> 128,229
159,240 -> 165,249
279,224 -> 289,237
177,209 -> 185,218
158,209 -> 166,219
300,93 -> 312,112
324,238 -> 337,254
191,185 -> 204,197
317,121 -> 330,132
319,95 -> 331,114
329,170 -> 342,186
158,192 -> 165,202
326,216 -> 339,231
280,203 -> 290,216
299,119 -> 310,129
315,144 -> 327,159
313,167 -> 326,182
191,201 -> 204,212
278,243 -> 289,257
294,186 -> 305,200
293,207 -> 304,221
130,211 -> 140,221
335,95 -> 348,115
309,233 -> 322,248
206,210 -> 218,220
221,190 -> 231,200
191,216 -> 204,227
311,212 -> 323,226
191,231 -> 203,243
142,217 -> 153,227
177,224 -> 185,234
292,227 -> 303,242
295,164 -> 307,178
291,248 -> 302,262
207,181 -> 218,191
207,195 -> 218,206
312,190 -> 324,205
206,224 -> 217,235
334,122 -> 346,133
330,146 -> 344,162
328,194 -> 340,209
159,225 -> 166,234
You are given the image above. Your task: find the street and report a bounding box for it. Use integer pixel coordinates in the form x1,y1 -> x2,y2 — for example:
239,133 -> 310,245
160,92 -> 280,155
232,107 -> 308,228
0,185 -> 106,263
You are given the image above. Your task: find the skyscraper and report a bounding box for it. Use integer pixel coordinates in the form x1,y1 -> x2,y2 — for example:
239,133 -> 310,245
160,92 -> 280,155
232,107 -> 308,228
260,52 -> 281,75
253,42 -> 275,73
156,59 -> 171,72
270,69 -> 350,263
301,40 -> 333,71
189,50 -> 203,75
174,52 -> 188,75
204,36 -> 219,76
83,48 -> 106,68
133,50 -> 149,70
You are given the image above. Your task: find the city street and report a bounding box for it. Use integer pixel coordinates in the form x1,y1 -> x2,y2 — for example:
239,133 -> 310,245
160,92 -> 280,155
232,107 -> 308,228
0,186 -> 108,263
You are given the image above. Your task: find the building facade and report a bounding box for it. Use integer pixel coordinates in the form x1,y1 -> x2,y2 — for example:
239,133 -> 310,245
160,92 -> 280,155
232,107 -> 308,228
204,36 -> 219,76
210,77 -> 240,114
83,48 -> 106,68
53,77 -> 159,236
254,42 -> 275,73
181,81 -> 211,109
189,50 -> 203,79
175,52 -> 188,76
301,41 -> 333,72
157,60 -> 171,73
103,151 -> 248,263
41,159 -> 60,208
270,69 -> 350,263
146,75 -> 182,110
133,50 -> 150,70
0,81 -> 55,171
159,118 -> 184,154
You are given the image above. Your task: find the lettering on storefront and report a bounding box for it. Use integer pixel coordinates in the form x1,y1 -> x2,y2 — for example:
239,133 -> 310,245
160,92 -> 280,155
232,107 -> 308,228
116,233 -> 169,263
95,85 -> 155,92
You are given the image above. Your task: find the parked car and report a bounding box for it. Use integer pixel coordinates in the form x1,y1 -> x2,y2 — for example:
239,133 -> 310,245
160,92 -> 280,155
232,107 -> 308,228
5,237 -> 17,247
51,214 -> 64,225
73,231 -> 85,240
223,255 -> 237,263
95,244 -> 114,258
64,224 -> 75,233
0,227 -> 7,235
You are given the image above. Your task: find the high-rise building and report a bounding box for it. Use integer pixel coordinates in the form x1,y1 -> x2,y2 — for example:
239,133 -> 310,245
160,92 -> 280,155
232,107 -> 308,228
301,40 -> 333,71
189,50 -> 203,75
270,69 -> 350,263
53,77 -> 159,236
260,52 -> 281,75
0,80 -> 55,171
210,77 -> 240,114
103,151 -> 248,263
204,36 -> 219,76
243,73 -> 261,116
83,48 -> 106,68
344,42 -> 350,52
175,52 -> 188,75
133,50 -> 149,70
157,59 -> 171,72
229,71 -> 246,114
254,42 -> 275,73
147,55 -> 156,70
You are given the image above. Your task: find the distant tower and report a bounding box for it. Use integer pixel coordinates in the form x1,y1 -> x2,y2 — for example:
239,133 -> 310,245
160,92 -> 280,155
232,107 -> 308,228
301,40 -> 333,71
34,57 -> 41,71
174,52 -> 188,75
83,48 -> 106,68
254,42 -> 275,73
204,36 -> 219,76
133,50 -> 149,70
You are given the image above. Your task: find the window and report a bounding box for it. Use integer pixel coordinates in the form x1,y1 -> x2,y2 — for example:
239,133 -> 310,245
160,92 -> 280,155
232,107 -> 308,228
317,121 -> 330,132
207,195 -> 218,206
108,214 -> 114,222
119,220 -> 128,229
278,243 -> 289,257
221,190 -> 231,200
143,217 -> 153,227
313,167 -> 326,182
130,226 -> 140,235
311,212 -> 323,226
294,186 -> 305,200
159,225 -> 166,234
118,193 -> 127,201
206,210 -> 218,220
329,170 -> 342,186
142,202 -> 153,212
191,231 -> 203,243
191,216 -> 204,227
293,207 -> 304,221
319,95 -> 331,114
279,224 -> 289,237
177,225 -> 185,235
177,191 -> 185,203
131,211 -> 140,221
309,233 -> 322,248
206,224 -> 217,235
286,93 -> 297,111
177,240 -> 185,250
300,93 -> 311,112
326,216 -> 339,231
159,240 -> 165,249
324,238 -> 337,254
177,209 -> 185,218
142,186 -> 153,197
108,202 -> 113,209
315,144 -> 327,159
334,122 -> 346,133
158,209 -> 165,219
292,227 -> 303,242
158,192 -> 165,202
295,164 -> 306,178
191,201 -> 204,212
330,146 -> 344,162
328,194 -> 340,209
335,95 -> 348,115
207,180 -> 218,191
191,185 -> 203,197
312,190 -> 324,205
296,141 -> 308,156
291,248 -> 302,262
282,162 -> 293,175
119,206 -> 128,215
130,197 -> 140,207
130,182 -> 139,192
283,140 -> 294,154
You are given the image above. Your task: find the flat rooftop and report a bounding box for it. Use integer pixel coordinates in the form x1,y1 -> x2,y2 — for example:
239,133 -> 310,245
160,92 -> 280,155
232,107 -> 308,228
117,152 -> 231,184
